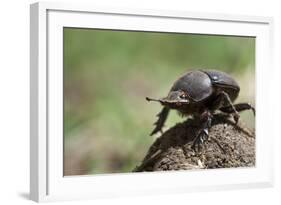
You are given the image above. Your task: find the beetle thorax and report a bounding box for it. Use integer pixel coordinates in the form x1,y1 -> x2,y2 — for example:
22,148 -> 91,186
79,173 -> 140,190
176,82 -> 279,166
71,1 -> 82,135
171,71 -> 213,102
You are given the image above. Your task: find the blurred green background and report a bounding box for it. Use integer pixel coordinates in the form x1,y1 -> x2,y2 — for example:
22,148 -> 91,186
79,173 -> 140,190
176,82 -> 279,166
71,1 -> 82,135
63,28 -> 255,176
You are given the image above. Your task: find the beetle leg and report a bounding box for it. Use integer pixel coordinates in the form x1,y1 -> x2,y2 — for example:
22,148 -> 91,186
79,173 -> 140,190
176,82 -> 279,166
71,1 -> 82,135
220,103 -> 255,116
192,128 -> 209,151
150,107 -> 170,136
191,111 -> 212,151
219,91 -> 240,123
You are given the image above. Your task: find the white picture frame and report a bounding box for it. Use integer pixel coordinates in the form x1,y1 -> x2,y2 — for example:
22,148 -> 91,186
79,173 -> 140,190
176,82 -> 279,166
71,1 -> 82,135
30,2 -> 274,202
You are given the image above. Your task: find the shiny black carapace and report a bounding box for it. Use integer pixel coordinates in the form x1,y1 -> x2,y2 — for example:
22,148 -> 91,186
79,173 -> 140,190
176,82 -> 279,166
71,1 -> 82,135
146,70 -> 255,149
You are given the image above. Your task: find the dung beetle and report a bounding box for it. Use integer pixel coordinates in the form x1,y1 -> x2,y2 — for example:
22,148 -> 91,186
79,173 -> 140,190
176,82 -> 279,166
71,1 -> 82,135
146,69 -> 255,149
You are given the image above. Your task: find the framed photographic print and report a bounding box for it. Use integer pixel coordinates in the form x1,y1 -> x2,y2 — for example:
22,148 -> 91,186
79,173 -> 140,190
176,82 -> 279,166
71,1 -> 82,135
30,2 -> 274,202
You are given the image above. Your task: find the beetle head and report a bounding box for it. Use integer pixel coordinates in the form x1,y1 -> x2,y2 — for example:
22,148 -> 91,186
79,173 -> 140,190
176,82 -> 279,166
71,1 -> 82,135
146,90 -> 190,108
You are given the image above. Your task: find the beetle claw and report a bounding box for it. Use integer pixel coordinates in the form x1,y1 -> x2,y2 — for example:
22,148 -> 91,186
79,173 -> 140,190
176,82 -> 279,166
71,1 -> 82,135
191,128 -> 209,151
233,113 -> 240,124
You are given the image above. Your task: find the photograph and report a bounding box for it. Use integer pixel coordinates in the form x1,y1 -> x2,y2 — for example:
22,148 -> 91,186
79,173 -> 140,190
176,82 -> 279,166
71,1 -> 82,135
63,28 -> 255,176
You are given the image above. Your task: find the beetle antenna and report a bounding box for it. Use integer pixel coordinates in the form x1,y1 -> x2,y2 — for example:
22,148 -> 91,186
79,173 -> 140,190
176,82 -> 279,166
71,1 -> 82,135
146,97 -> 161,102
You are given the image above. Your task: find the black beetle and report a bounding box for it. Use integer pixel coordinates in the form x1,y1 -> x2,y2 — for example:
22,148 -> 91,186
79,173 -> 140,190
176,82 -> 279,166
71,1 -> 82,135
146,70 -> 255,149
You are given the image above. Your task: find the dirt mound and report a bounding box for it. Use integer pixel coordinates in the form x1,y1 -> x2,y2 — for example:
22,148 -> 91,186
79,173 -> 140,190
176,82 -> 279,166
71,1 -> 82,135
133,114 -> 255,172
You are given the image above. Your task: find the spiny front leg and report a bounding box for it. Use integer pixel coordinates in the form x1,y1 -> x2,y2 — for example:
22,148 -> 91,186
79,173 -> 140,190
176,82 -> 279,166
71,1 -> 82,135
150,107 -> 170,136
191,110 -> 212,151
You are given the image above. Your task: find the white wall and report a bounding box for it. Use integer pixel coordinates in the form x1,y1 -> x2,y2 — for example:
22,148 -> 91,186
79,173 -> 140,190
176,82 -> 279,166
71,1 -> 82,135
0,0 -> 280,204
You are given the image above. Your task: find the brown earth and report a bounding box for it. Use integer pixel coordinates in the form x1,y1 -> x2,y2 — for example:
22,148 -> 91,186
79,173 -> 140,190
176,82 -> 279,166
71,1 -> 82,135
133,114 -> 255,172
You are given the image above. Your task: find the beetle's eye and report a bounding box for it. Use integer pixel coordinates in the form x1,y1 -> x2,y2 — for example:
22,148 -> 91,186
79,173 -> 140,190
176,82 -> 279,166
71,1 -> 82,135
179,94 -> 187,99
